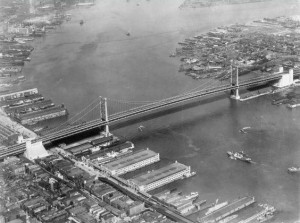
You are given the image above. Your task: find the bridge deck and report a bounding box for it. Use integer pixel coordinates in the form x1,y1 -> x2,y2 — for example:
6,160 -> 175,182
0,74 -> 283,160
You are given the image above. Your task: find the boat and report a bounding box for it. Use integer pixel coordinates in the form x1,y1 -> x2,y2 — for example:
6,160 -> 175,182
27,121 -> 38,126
287,103 -> 300,108
288,167 -> 300,173
126,32 -> 130,36
184,192 -> 199,201
184,171 -> 196,178
257,213 -> 274,222
33,127 -> 44,132
138,125 -> 145,132
205,200 -> 228,216
227,151 -> 252,163
239,126 -> 251,134
218,214 -> 238,223
80,20 -> 84,25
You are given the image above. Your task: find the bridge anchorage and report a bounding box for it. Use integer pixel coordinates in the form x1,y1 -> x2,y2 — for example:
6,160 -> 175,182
230,65 -> 295,100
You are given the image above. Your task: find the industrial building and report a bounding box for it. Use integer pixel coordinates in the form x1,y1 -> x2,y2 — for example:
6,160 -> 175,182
15,106 -> 67,124
129,162 -> 191,192
101,149 -> 160,176
0,88 -> 38,102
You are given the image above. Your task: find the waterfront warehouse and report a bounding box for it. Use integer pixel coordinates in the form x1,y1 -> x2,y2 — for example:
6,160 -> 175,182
101,149 -> 160,176
0,88 -> 38,102
15,106 -> 67,124
128,161 -> 191,192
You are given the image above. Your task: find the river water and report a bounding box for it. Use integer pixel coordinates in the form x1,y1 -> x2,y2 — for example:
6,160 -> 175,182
19,0 -> 300,221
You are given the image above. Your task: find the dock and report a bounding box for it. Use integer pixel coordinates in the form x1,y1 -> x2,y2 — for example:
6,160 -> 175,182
198,196 -> 255,223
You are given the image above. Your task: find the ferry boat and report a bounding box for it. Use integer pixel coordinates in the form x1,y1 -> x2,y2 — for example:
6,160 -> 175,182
288,167 -> 300,173
227,151 -> 252,163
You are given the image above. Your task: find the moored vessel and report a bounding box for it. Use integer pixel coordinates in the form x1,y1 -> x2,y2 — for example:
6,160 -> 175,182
227,151 -> 252,163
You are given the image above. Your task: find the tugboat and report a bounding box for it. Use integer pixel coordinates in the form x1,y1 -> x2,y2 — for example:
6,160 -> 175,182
227,151 -> 252,163
287,167 -> 300,173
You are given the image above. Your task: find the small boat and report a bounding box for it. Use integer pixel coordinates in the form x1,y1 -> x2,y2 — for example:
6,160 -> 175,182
239,126 -> 251,134
138,125 -> 145,132
227,151 -> 252,163
184,192 -> 199,201
27,121 -> 38,126
33,127 -> 44,132
80,20 -> 84,25
288,167 -> 300,173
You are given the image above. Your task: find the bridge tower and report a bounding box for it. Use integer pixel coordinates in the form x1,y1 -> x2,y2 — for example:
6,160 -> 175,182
100,97 -> 110,136
230,65 -> 240,100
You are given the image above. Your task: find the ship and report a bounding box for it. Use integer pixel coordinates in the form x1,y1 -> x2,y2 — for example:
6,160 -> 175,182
227,151 -> 252,163
80,20 -> 84,25
287,167 -> 300,173
205,200 -> 228,216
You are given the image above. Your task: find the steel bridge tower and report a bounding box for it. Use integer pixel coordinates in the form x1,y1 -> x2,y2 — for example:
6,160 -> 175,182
100,97 -> 110,136
230,65 -> 240,100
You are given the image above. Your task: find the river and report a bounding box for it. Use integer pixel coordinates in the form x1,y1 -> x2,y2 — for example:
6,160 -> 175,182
18,0 -> 300,221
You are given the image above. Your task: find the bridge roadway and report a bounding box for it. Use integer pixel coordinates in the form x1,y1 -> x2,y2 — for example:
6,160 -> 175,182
0,74 -> 281,159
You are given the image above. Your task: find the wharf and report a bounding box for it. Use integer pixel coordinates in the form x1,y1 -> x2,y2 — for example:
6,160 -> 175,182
4,99 -> 54,114
239,91 -> 272,101
228,205 -> 267,223
0,88 -> 38,102
102,149 -> 160,176
15,106 -> 67,124
129,162 -> 191,192
198,197 -> 255,223
0,94 -> 44,107
88,141 -> 134,160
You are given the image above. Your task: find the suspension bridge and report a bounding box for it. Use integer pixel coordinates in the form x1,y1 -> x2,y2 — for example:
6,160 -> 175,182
0,67 -> 295,160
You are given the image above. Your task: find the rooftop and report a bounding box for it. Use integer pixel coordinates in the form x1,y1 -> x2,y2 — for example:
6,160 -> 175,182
131,162 -> 188,186
103,149 -> 158,171
17,106 -> 66,120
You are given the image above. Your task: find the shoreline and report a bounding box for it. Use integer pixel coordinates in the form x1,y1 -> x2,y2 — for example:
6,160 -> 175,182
0,108 -> 37,143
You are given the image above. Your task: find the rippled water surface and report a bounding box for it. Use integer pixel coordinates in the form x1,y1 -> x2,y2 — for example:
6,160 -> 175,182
19,0 -> 300,221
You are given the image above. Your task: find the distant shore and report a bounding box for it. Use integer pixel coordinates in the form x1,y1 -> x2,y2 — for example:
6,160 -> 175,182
179,0 -> 281,9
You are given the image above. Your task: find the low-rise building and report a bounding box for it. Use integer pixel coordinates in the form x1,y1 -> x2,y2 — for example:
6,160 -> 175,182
128,162 -> 191,192
102,149 -> 160,176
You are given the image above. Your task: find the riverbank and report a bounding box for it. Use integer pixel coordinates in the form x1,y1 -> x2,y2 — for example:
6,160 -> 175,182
6,1 -> 300,222
0,108 -> 37,142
